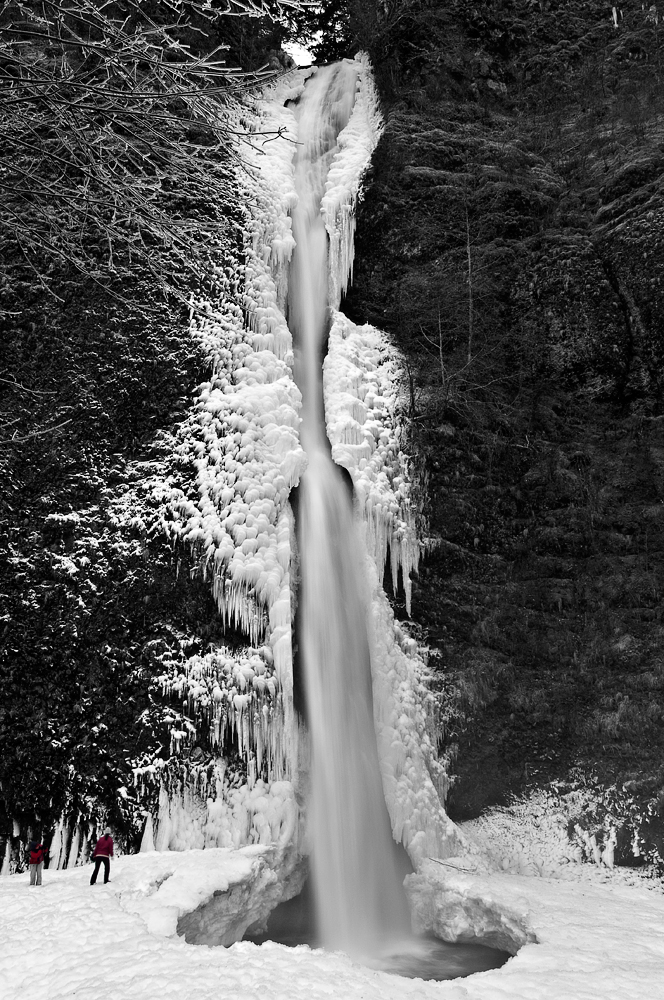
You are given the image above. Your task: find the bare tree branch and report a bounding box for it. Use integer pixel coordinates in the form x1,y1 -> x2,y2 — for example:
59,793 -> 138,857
0,418 -> 73,445
0,0 -> 304,322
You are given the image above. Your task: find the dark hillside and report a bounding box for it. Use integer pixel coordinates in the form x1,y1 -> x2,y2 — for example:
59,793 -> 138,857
342,0 -> 664,864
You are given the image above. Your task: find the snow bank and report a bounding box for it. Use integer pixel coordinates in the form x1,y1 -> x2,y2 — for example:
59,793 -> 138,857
407,861 -> 537,955
119,845 -> 275,939
459,787 -> 608,878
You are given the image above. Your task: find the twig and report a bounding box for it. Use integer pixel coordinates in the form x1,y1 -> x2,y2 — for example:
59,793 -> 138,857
429,858 -> 476,874
0,376 -> 57,397
1,418 -> 73,446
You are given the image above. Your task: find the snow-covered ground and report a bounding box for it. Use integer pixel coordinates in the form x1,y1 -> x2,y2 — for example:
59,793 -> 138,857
2,846 -> 663,1000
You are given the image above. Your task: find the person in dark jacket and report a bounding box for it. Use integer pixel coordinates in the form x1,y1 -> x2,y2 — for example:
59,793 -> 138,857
27,837 -> 48,886
90,827 -> 114,885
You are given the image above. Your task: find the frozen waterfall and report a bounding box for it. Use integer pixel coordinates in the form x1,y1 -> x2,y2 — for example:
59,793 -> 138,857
290,62 -> 409,958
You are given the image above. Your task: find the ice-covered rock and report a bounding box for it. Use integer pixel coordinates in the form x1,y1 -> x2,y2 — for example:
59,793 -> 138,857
322,53 -> 383,309
176,848 -> 307,947
156,71 -> 311,806
324,310 -> 420,614
406,860 -> 538,955
367,558 -> 460,866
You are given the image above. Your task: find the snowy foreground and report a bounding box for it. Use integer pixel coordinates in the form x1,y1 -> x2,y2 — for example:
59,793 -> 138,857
2,847 -> 664,1000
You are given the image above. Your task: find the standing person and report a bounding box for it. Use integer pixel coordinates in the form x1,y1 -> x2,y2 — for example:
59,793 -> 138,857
90,827 -> 114,885
27,836 -> 48,886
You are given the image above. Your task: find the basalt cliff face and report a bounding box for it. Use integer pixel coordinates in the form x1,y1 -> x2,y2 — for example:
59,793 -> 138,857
343,1 -> 664,864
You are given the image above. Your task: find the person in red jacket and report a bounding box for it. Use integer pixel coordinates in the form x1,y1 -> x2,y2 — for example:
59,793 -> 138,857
90,827 -> 114,885
27,837 -> 48,886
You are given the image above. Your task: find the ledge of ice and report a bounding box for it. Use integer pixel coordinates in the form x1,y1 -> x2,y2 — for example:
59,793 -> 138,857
122,845 -> 281,940
175,846 -> 307,946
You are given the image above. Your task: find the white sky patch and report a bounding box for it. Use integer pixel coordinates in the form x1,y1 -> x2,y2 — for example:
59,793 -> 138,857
283,41 -> 314,67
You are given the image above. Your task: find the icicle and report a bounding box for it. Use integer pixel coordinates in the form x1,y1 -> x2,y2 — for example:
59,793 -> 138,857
49,816 -> 66,870
154,788 -> 172,852
66,821 -> 81,869
322,54 -> 383,309
140,813 -> 155,852
1,837 -> 11,877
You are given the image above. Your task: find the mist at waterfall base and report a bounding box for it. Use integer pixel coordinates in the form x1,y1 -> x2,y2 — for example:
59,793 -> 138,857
244,61 -> 508,980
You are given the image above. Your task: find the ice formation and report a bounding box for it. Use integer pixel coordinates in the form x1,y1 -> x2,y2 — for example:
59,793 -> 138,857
147,72 -> 310,844
156,645 -> 289,778
323,304 -> 454,865
368,563 -> 460,866
321,52 -> 383,309
324,310 -> 420,613
148,780 -> 298,854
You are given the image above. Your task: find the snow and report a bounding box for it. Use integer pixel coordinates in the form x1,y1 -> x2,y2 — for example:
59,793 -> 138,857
407,859 -> 664,998
2,846 -> 664,1000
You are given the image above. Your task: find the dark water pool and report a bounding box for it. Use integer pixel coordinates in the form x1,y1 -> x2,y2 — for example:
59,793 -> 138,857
243,883 -> 510,982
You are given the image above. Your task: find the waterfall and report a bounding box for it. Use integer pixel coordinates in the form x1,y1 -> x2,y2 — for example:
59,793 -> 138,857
290,62 -> 409,958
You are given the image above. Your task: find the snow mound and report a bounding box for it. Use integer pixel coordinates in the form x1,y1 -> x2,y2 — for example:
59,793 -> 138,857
458,786 -> 647,879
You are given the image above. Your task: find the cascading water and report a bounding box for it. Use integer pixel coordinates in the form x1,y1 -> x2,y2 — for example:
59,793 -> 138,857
289,61 -> 410,958
174,60 -> 509,981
